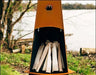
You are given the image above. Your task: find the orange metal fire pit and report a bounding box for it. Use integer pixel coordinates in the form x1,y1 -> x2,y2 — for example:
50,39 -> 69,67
26,0 -> 75,75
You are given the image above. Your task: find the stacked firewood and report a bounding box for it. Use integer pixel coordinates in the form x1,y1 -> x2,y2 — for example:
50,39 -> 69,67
32,41 -> 64,73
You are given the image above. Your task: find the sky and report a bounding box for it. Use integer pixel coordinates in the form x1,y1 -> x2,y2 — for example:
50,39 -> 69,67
62,1 -> 95,5
32,0 -> 96,5
5,0 -> 95,5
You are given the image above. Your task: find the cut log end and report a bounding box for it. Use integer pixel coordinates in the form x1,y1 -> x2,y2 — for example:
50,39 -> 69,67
12,49 -> 20,53
80,48 -> 96,55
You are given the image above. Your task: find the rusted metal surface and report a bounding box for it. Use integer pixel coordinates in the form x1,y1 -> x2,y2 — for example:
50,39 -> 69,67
25,69 -> 74,75
35,0 -> 64,29
28,0 -> 75,74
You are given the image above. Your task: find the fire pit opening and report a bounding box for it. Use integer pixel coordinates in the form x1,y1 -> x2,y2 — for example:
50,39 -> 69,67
29,27 -> 68,74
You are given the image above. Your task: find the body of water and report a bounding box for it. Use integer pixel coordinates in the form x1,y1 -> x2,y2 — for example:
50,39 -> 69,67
13,10 -> 95,51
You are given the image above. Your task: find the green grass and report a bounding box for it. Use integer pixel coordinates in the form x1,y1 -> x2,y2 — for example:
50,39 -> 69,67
1,65 -> 21,75
67,53 -> 96,75
1,52 -> 31,67
0,52 -> 96,75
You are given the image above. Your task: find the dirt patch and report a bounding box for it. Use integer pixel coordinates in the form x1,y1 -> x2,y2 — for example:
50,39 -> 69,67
12,64 -> 29,74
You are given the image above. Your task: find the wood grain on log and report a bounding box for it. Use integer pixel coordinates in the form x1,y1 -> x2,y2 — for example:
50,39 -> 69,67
42,53 -> 48,71
36,43 -> 49,72
52,42 -> 59,72
58,44 -> 63,72
46,43 -> 52,73
32,44 -> 44,69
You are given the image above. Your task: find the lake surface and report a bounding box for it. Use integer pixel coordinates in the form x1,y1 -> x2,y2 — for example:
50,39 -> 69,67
13,10 -> 95,51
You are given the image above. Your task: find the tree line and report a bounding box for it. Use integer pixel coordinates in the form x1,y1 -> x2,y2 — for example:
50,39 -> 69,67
62,3 -> 96,9
3,2 -> 96,11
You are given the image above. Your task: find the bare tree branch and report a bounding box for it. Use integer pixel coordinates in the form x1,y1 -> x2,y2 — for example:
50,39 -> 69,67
29,3 -> 37,9
2,0 -> 12,26
27,0 -> 31,9
11,2 -> 37,26
0,0 -> 4,42
17,31 -> 34,41
0,0 -> 4,24
0,0 -> 4,21
11,0 -> 22,13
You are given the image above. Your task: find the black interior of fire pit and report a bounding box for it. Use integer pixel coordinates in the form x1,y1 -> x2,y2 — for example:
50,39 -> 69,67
29,27 -> 68,74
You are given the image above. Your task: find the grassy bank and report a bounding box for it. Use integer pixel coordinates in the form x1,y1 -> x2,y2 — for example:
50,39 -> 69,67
0,53 -> 31,67
1,65 -> 21,75
0,52 -> 96,75
0,53 -> 31,75
67,52 -> 96,75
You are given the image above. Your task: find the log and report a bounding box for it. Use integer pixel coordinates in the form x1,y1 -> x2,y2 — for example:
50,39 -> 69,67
32,44 -> 44,69
42,53 -> 48,71
52,42 -> 59,72
46,43 -> 52,73
12,49 -> 20,53
45,40 -> 50,45
25,46 -> 32,50
58,44 -> 63,72
80,48 -> 96,55
16,38 -> 33,43
61,52 -> 64,68
36,43 -> 49,72
21,45 -> 25,54
55,41 -> 64,69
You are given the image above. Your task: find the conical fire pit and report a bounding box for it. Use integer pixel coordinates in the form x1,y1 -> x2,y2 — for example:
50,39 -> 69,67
25,0 -> 74,75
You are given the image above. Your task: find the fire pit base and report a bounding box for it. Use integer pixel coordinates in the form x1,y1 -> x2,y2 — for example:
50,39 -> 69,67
24,69 -> 74,75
